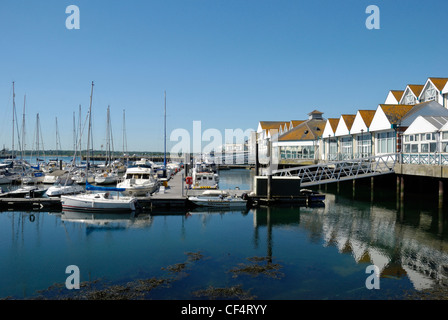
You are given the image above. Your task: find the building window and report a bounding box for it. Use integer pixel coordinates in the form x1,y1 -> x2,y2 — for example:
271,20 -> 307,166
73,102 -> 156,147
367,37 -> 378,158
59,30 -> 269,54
442,132 -> 448,140
377,132 -> 395,154
404,94 -> 416,105
424,87 -> 437,102
341,137 -> 352,155
357,133 -> 371,157
403,134 -> 438,153
280,145 -> 315,160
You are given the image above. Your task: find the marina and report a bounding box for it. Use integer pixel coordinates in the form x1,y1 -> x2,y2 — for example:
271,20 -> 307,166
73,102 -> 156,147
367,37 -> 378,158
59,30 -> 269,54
1,168 -> 448,301
3,1 -> 448,308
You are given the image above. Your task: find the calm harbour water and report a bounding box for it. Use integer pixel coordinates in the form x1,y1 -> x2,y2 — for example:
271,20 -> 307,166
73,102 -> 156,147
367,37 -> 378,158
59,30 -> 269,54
1,168 -> 448,300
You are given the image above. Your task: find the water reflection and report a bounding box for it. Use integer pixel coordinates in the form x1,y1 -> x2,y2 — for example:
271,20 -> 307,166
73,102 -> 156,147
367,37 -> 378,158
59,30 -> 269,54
299,193 -> 448,292
4,169 -> 448,299
61,210 -> 153,232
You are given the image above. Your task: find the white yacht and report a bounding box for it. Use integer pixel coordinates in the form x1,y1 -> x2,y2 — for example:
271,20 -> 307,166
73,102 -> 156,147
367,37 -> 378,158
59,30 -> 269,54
191,162 -> 219,189
116,165 -> 159,196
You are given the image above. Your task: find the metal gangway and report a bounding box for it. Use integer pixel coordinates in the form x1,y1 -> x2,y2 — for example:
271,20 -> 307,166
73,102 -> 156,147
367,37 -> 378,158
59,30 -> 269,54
270,153 -> 399,187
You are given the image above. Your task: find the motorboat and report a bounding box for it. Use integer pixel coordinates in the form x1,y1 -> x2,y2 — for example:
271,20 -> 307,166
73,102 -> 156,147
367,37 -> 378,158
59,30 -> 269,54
0,185 -> 48,198
45,178 -> 85,197
191,170 -> 219,189
116,164 -> 159,196
188,190 -> 248,208
300,189 -> 326,203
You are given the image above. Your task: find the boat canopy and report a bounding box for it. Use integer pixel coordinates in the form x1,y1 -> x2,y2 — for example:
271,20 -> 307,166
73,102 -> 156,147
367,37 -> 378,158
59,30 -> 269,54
86,182 -> 126,192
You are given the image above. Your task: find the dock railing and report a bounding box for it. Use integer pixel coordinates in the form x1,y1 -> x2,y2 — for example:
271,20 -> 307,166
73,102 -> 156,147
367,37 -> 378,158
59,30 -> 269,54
401,153 -> 448,166
270,153 -> 399,187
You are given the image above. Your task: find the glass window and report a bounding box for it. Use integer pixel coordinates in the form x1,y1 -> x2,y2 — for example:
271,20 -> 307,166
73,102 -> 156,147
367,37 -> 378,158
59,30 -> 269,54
443,132 -> 448,140
443,142 -> 448,152
421,143 -> 429,153
430,143 -> 437,152
404,144 -> 410,153
411,144 -> 418,153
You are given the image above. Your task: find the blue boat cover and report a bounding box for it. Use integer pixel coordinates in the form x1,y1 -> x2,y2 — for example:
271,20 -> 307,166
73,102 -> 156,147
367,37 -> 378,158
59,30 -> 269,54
86,182 -> 126,192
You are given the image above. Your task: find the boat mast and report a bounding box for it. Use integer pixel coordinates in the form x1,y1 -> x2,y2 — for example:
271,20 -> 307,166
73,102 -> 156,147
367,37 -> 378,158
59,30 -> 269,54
164,90 -> 167,168
12,81 -> 15,159
86,81 -> 94,185
122,109 -> 128,165
21,94 -> 26,160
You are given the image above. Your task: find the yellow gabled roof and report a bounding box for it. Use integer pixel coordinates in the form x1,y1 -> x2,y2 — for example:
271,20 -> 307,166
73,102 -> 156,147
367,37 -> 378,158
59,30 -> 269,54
259,121 -> 289,135
358,110 -> 376,128
290,120 -> 305,128
391,90 -> 404,101
379,104 -> 414,124
341,114 -> 356,131
428,77 -> 448,91
407,84 -> 424,97
328,118 -> 340,132
278,119 -> 326,141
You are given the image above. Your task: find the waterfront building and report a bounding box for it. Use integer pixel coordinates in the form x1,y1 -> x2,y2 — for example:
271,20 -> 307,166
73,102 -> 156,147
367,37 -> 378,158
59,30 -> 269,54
370,101 -> 448,156
321,118 -> 339,161
418,77 -> 448,108
256,121 -> 289,164
402,115 -> 448,154
272,110 -> 326,165
384,90 -> 404,104
350,110 -> 376,158
399,84 -> 424,105
334,114 -> 356,160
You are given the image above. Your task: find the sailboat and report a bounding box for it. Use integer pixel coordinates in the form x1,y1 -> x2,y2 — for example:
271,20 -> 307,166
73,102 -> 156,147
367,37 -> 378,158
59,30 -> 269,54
94,105 -> 119,185
61,82 -> 137,213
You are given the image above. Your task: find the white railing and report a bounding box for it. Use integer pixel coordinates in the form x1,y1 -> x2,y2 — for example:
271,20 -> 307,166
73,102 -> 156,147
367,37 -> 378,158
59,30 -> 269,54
270,153 -> 398,187
401,153 -> 448,166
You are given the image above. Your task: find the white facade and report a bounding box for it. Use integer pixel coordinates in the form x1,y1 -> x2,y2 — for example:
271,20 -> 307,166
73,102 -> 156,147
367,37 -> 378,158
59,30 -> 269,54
334,115 -> 355,137
418,78 -> 448,108
384,90 -> 403,104
400,85 -> 423,105
403,116 -> 448,154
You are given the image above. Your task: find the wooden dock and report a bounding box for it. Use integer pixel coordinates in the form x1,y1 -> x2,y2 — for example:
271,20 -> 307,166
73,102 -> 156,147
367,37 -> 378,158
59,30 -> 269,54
0,197 -> 62,211
0,170 -> 322,212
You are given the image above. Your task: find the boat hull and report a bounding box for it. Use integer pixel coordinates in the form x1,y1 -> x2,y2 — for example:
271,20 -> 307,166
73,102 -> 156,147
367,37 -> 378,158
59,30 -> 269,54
61,193 -> 137,213
188,197 -> 247,208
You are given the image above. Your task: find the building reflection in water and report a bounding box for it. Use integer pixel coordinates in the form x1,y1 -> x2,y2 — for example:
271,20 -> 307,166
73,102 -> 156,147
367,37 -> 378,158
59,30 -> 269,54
252,193 -> 448,291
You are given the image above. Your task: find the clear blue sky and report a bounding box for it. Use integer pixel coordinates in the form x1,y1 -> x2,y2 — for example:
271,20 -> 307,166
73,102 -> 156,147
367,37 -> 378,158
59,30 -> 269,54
1,0 -> 447,152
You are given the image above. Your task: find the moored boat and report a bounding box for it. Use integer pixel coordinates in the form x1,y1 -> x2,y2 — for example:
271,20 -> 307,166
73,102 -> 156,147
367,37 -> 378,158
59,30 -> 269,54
300,189 -> 326,202
116,165 -> 159,196
0,185 -> 48,198
61,192 -> 137,213
188,190 -> 247,208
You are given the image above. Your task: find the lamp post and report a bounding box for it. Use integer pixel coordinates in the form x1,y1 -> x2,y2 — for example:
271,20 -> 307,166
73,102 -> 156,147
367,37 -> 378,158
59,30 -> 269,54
361,129 -> 364,158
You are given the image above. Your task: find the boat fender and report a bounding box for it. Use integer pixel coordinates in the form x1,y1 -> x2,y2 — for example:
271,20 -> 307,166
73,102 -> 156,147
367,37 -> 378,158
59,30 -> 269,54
29,214 -> 35,222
